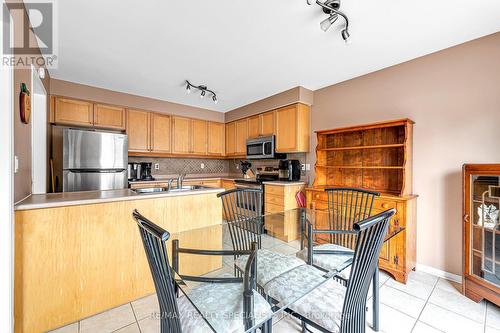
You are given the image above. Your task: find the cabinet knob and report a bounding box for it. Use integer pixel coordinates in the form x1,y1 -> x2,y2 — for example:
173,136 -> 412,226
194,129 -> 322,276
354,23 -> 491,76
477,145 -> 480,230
315,194 -> 320,198
382,203 -> 389,209
464,214 -> 469,223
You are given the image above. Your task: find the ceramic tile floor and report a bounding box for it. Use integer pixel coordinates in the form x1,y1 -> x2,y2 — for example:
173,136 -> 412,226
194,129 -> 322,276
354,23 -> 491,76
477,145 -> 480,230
48,234 -> 500,333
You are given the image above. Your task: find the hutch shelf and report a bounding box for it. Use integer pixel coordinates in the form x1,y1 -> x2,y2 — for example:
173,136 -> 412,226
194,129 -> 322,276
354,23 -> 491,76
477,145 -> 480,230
306,119 -> 418,283
463,164 -> 500,306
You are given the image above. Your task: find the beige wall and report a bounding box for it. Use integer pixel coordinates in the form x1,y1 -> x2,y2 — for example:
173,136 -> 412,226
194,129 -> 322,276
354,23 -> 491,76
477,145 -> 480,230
50,79 -> 224,122
309,32 -> 500,276
11,2 -> 51,203
224,86 -> 313,122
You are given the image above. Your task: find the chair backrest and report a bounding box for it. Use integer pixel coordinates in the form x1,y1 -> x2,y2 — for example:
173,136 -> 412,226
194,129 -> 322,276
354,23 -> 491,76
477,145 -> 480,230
325,188 -> 380,250
132,210 -> 183,333
217,188 -> 263,252
340,209 -> 395,333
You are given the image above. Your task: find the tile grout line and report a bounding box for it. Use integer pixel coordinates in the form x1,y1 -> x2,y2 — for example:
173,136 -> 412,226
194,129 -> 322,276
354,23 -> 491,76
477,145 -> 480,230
130,302 -> 143,333
409,277 -> 446,333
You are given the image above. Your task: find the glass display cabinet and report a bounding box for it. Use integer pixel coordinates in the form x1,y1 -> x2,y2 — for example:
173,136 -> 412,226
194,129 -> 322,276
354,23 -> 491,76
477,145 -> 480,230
463,164 -> 500,306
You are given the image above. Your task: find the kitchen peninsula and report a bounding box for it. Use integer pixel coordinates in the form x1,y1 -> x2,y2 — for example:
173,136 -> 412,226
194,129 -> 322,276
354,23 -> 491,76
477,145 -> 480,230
14,187 -> 223,333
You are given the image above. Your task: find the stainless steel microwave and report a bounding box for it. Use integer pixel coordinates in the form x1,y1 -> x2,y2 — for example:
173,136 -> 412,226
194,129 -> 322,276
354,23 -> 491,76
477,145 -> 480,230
246,136 -> 285,160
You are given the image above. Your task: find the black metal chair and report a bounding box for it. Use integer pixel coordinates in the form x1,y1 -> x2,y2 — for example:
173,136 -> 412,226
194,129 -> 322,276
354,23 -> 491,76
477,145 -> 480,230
132,209 -> 272,332
218,188 -> 306,286
297,188 -> 380,283
264,209 -> 396,333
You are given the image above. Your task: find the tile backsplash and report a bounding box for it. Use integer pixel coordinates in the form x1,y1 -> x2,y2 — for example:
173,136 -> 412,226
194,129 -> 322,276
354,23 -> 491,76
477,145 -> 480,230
129,153 -> 308,179
128,157 -> 229,175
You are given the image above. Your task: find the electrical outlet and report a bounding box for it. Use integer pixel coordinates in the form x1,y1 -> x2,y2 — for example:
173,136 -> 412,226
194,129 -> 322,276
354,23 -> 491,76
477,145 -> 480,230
154,163 -> 160,170
14,156 -> 19,173
301,164 -> 306,171
305,164 -> 311,171
200,163 -> 205,169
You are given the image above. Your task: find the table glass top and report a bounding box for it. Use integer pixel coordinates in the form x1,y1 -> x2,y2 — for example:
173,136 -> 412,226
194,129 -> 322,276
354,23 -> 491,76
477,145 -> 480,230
170,208 -> 403,332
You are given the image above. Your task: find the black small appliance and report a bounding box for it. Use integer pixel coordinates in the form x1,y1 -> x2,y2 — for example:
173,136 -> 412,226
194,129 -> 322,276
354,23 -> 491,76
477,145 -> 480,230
278,159 -> 301,181
140,162 -> 155,181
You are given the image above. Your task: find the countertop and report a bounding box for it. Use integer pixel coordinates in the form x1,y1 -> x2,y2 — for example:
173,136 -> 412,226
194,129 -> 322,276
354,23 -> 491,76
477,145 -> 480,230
14,187 -> 224,211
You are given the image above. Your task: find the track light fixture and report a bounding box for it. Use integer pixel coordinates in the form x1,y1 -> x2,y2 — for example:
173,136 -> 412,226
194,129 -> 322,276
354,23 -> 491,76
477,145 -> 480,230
185,80 -> 218,104
307,0 -> 350,43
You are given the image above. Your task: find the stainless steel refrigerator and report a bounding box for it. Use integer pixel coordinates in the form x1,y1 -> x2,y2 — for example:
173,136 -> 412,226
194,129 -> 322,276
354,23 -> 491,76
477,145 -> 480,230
52,127 -> 128,192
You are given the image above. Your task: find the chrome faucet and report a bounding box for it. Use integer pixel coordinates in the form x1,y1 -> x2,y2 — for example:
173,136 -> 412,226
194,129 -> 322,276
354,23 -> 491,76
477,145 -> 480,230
177,174 -> 186,189
167,179 -> 174,191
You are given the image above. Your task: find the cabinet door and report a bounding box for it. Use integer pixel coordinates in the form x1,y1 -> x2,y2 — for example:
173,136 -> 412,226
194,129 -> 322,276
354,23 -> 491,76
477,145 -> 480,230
260,111 -> 275,136
275,105 -> 297,152
235,119 -> 248,155
208,122 -> 225,156
93,104 -> 126,130
55,97 -> 93,126
172,116 -> 192,154
225,122 -> 236,155
126,109 -> 150,152
247,115 -> 261,139
151,113 -> 171,153
191,119 -> 208,154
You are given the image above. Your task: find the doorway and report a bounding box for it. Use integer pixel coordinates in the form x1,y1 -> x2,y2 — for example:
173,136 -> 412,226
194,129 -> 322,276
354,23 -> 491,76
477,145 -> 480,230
31,65 -> 47,194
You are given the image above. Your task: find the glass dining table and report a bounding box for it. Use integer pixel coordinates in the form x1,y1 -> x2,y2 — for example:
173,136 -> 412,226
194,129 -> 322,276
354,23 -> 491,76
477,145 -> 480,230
170,208 -> 403,333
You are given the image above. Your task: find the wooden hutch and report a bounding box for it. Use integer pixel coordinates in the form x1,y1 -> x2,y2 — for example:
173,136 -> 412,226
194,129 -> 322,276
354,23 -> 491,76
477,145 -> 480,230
306,119 -> 418,283
463,164 -> 500,306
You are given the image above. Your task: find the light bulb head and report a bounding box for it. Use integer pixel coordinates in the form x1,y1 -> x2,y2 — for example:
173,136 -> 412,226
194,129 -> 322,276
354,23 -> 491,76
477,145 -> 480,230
200,90 -> 206,99
212,95 -> 218,104
186,84 -> 191,94
320,14 -> 338,32
341,29 -> 350,42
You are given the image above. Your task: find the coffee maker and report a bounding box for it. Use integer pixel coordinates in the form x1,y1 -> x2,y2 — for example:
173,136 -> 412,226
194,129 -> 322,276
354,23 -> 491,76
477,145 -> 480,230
139,162 -> 154,181
278,160 -> 301,181
127,162 -> 140,181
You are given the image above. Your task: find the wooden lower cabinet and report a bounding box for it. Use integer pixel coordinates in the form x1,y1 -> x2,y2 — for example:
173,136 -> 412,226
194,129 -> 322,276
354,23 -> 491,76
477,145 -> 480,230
265,184 -> 306,242
306,188 -> 417,283
222,179 -> 236,191
14,194 -> 223,333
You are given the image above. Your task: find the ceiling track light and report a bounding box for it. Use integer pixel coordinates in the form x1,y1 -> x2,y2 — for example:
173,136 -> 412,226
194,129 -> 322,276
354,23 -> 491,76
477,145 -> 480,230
307,0 -> 350,43
185,80 -> 218,104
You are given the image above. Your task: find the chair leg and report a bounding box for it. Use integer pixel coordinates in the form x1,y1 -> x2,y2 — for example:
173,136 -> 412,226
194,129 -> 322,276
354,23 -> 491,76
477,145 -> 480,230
372,265 -> 380,332
301,321 -> 307,333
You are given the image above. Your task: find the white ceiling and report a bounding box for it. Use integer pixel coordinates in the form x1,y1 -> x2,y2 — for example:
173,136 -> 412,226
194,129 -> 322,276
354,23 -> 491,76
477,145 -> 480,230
48,0 -> 500,112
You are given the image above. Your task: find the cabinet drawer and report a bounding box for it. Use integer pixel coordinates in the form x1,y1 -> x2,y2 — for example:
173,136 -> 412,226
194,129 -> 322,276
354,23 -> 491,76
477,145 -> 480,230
265,185 -> 284,197
265,194 -> 285,206
265,202 -> 284,214
202,180 -> 221,188
373,198 -> 398,211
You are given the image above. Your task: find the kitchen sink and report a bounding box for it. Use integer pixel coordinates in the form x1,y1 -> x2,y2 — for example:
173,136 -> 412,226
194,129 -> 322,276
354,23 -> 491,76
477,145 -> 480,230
132,185 -> 210,194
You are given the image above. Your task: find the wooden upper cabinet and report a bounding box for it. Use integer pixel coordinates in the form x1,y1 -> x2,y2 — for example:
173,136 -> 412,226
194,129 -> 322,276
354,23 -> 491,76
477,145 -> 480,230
208,122 -> 225,156
93,104 -> 126,130
225,122 -> 236,156
54,97 -> 93,126
275,103 -> 310,153
191,119 -> 208,154
247,115 -> 261,139
150,113 -> 171,153
260,111 -> 275,137
172,116 -> 192,154
235,119 -> 248,155
126,109 -> 150,152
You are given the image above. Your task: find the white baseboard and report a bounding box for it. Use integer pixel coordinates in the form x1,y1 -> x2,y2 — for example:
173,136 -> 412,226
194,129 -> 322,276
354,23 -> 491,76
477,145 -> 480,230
415,263 -> 462,284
